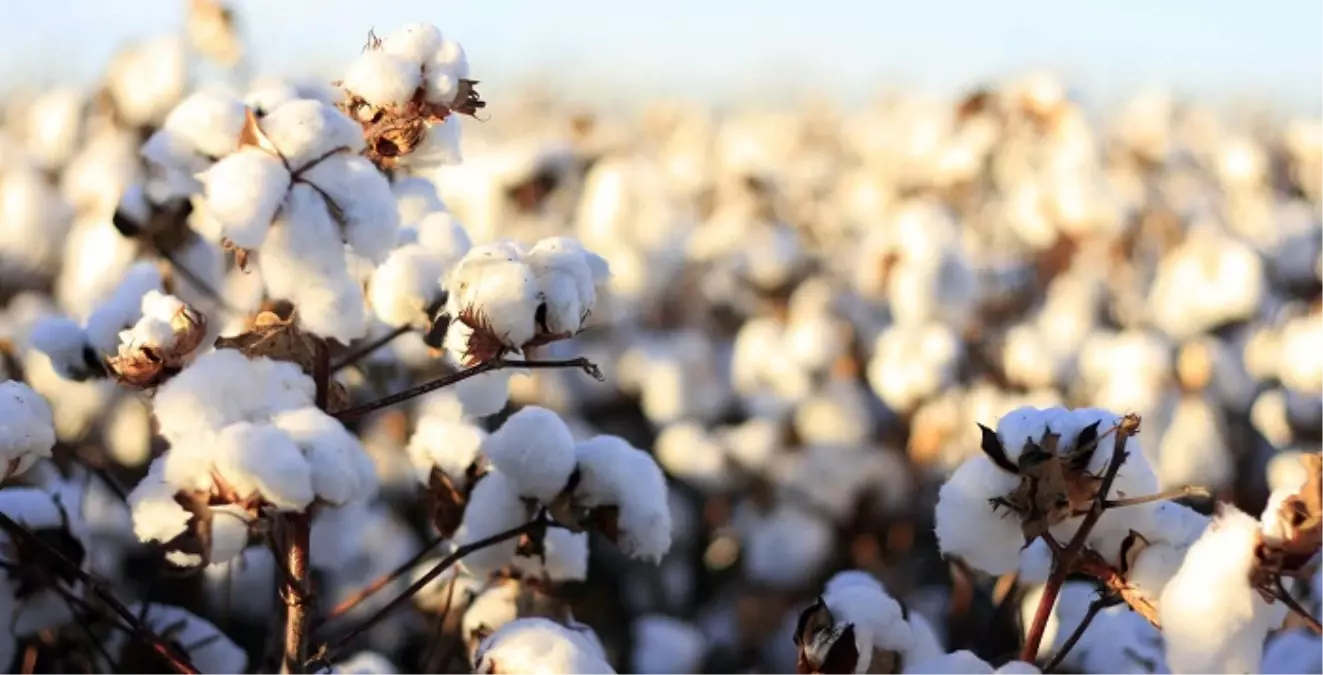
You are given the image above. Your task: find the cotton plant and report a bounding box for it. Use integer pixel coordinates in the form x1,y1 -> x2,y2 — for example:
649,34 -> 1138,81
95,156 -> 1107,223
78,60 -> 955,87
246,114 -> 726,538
472,616 -> 615,674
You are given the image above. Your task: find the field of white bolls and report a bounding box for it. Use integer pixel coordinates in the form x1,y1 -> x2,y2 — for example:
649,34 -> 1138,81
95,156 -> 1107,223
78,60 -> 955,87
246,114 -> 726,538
0,1 -> 1319,674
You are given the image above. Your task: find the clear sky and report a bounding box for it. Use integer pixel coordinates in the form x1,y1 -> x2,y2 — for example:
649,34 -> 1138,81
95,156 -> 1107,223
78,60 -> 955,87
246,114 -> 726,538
3,0 -> 1320,112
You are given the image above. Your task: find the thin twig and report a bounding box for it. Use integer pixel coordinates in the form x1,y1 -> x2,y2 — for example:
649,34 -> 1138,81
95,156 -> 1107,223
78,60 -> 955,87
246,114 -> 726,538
316,534 -> 448,626
331,324 -> 411,373
1020,414 -> 1140,663
1272,575 -> 1323,635
0,513 -> 200,674
1075,553 -> 1161,628
1103,485 -> 1210,509
309,518 -> 546,670
421,578 -> 460,673
1043,596 -> 1109,672
332,357 -> 603,421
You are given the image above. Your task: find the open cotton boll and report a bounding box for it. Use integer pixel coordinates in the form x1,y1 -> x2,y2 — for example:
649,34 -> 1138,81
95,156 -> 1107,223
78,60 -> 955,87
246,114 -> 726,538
128,458 -> 193,544
415,209 -> 472,258
369,245 -> 446,327
30,317 -> 93,380
260,99 -> 365,167
632,615 -> 706,674
474,618 -> 614,675
259,185 -> 369,342
107,604 -> 247,674
297,153 -> 400,264
152,350 -> 313,443
484,406 -> 577,501
446,243 -> 540,351
655,421 -> 734,492
1160,506 -> 1288,674
343,49 -> 422,108
1155,395 -> 1232,491
406,414 -> 486,485
526,238 -> 598,335
935,456 -> 1023,575
0,380 -> 56,479
423,39 -> 470,106
455,471 -> 525,576
1127,539 -> 1188,602
1018,582 -> 1095,662
159,90 -> 249,162
105,395 -> 152,467
512,526 -> 589,582
393,175 -> 445,226
868,322 -> 961,414
381,22 -> 444,64
403,116 -> 464,169
738,502 -> 833,589
461,580 -> 520,641
573,435 -> 672,562
198,148 -> 289,249
212,422 -> 315,511
793,382 -> 875,447
271,407 -> 377,505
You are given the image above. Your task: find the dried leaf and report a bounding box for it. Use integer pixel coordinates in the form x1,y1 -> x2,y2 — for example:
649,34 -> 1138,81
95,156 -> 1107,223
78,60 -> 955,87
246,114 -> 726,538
213,310 -> 349,409
978,423 -> 1019,474
1119,529 -> 1150,576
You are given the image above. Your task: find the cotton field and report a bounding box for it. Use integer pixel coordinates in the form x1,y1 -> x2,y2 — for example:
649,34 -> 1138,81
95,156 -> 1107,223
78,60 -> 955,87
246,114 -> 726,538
0,1 -> 1319,674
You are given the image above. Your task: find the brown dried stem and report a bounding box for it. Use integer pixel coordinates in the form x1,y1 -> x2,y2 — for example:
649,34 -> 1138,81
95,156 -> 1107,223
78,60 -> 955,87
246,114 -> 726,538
1271,576 -> 1323,635
1019,414 -> 1140,663
332,357 -> 603,421
309,517 -> 547,670
279,513 -> 313,674
0,513 -> 200,674
315,534 -> 447,625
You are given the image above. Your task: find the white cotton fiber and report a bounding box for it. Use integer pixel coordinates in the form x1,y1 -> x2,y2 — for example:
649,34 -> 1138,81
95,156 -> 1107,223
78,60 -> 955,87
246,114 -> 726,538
484,406 -> 577,501
260,99 -> 365,168
30,317 -> 91,380
414,210 -> 471,258
162,90 -> 249,160
84,262 -> 165,356
298,153 -> 400,264
474,618 -> 614,675
934,456 -> 1024,575
208,504 -> 252,565
272,407 -> 378,506
423,40 -> 470,106
127,458 -> 192,544
0,380 -> 55,478
369,244 -> 446,327
512,526 -> 589,583
343,50 -> 421,108
212,422 -> 315,511
573,435 -> 672,562
381,22 -> 445,65
406,414 -> 487,486
446,243 -> 540,350
198,148 -> 289,249
454,470 -> 525,576
403,117 -> 464,168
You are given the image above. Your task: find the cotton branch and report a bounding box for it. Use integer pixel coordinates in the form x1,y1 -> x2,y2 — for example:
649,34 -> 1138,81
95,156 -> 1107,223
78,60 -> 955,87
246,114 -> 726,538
1019,413 -> 1140,663
0,513 -> 201,675
332,356 -> 603,421
315,533 -> 448,624
308,516 -> 549,670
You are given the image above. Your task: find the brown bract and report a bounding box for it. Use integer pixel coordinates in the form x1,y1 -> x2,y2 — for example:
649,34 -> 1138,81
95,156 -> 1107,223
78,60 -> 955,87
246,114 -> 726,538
426,459 -> 487,539
340,78 -> 486,170
983,420 -> 1106,546
214,310 -> 349,411
793,598 -> 901,674
163,485 -> 258,567
107,302 -> 208,389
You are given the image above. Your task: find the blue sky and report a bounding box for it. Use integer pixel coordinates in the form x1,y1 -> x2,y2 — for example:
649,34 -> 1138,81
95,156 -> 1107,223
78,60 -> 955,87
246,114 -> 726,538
4,0 -> 1320,112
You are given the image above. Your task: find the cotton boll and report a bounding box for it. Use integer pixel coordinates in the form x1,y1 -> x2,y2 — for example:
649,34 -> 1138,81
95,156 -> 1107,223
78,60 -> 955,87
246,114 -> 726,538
106,36 -> 186,127
127,459 -> 193,545
452,365 -> 513,417
935,456 -> 1023,575
208,504 -> 252,565
654,422 -> 733,492
259,184 -> 369,342
0,165 -> 73,278
298,153 -> 400,263
526,237 -> 600,335
461,580 -> 520,641
213,422 -> 315,511
869,322 -> 962,415
902,650 -> 994,674
446,243 -> 540,351
198,148 -> 290,248
152,350 -> 314,444
423,40 -> 470,106
368,245 -> 446,327
414,210 -> 471,260
1155,395 -> 1232,492
1127,540 -> 1187,603
404,117 -> 464,169
0,380 -> 56,480
343,50 -> 422,108
104,395 -> 152,467
1279,312 -> 1323,394
484,406 -> 577,501
25,88 -> 84,170
456,471 -> 525,575
381,22 -> 445,65
1018,582 -> 1095,663
83,262 -> 165,356
406,414 -> 486,486
393,175 -> 445,227
272,407 -> 377,506
738,503 -> 833,589
30,316 -> 94,380
631,615 -> 706,674
160,90 -> 249,161
574,435 -> 672,561
21,351 -> 116,441
1160,506 -> 1289,673
1017,538 -> 1053,584
261,99 -> 366,167
793,381 -> 875,447
473,617 -> 614,675
512,527 -> 589,582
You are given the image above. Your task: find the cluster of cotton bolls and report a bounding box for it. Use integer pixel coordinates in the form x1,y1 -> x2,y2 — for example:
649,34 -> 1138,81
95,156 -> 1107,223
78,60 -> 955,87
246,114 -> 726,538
0,4 -> 1318,673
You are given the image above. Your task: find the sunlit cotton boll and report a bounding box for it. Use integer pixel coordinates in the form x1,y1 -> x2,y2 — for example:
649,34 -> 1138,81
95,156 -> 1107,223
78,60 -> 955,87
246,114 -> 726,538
868,322 -> 962,415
